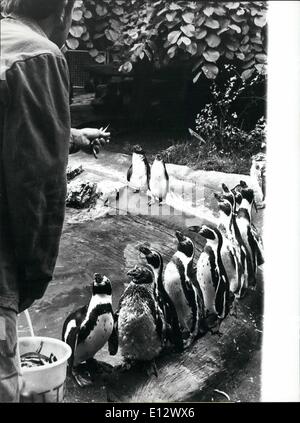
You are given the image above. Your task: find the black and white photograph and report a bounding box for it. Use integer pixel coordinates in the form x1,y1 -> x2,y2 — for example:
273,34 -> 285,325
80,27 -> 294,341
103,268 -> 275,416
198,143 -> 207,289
0,0 -> 299,406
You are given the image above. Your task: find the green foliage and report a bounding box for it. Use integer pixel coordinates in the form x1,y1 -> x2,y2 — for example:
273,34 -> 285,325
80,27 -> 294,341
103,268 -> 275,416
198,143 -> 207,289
194,64 -> 266,155
68,1 -> 267,80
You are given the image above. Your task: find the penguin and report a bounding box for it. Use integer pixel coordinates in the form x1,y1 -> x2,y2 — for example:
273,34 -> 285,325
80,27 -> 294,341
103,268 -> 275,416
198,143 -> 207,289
127,144 -> 150,192
62,273 -> 118,387
221,182 -> 252,292
214,193 -> 247,306
235,184 -> 264,288
163,231 -> 205,348
116,265 -> 166,374
148,154 -> 169,205
250,142 -> 266,207
138,245 -> 184,352
188,225 -> 231,333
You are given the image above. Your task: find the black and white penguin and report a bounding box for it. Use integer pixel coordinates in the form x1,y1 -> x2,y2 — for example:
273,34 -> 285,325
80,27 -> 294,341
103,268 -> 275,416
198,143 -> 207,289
235,185 -> 264,288
189,225 -> 231,333
221,183 -> 251,292
62,273 -> 117,387
116,265 -> 166,374
138,245 -> 184,352
250,142 -> 266,207
149,154 -> 169,205
214,193 -> 247,303
127,144 -> 150,192
163,231 -> 205,348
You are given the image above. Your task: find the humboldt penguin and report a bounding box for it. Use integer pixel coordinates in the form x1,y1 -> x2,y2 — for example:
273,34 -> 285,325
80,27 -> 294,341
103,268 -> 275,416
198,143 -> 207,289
250,142 -> 266,207
235,185 -> 264,288
221,183 -> 251,292
138,245 -> 184,352
116,265 -> 166,374
149,154 -> 169,205
127,144 -> 150,192
163,231 -> 205,348
62,274 -> 118,387
189,225 -> 231,333
214,193 -> 247,305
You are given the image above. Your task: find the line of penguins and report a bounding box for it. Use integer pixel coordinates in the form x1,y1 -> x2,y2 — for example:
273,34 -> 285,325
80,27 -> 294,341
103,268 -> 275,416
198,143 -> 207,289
62,179 -> 264,387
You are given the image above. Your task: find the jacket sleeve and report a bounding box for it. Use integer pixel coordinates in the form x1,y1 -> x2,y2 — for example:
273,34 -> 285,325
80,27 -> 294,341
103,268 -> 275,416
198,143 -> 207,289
3,53 -> 70,300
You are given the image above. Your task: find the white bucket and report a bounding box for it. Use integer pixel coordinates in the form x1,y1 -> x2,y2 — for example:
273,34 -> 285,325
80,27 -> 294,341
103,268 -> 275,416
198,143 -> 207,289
19,336 -> 72,403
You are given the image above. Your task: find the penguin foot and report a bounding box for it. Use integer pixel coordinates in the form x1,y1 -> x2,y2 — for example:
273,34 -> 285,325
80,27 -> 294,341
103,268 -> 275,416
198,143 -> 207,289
145,360 -> 158,378
183,336 -> 194,350
72,367 -> 93,388
229,301 -> 239,318
115,359 -> 133,373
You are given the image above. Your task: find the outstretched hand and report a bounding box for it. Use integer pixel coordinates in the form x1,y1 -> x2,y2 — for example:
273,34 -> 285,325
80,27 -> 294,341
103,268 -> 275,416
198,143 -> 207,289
70,127 -> 111,156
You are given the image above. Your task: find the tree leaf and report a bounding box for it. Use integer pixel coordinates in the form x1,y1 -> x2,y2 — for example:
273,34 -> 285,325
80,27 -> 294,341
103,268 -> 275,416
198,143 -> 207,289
95,5 -> 108,16
72,9 -> 83,22
178,36 -> 192,46
166,12 -> 176,22
81,32 -> 90,41
66,37 -> 79,49
242,24 -> 250,35
203,49 -> 220,63
254,15 -> 267,27
202,63 -> 219,79
228,24 -> 242,34
168,30 -> 181,44
225,2 -> 240,9
205,33 -> 221,48
95,53 -> 107,64
195,28 -> 207,40
242,59 -> 256,69
112,7 -> 124,16
205,18 -> 219,29
69,25 -> 85,38
255,53 -> 267,64
89,48 -> 99,58
167,45 -> 177,58
235,52 -> 245,60
241,68 -> 255,80
169,2 -> 182,11
84,10 -> 92,19
203,6 -> 214,17
181,24 -> 195,37
182,12 -> 194,24
105,29 -> 119,42
225,51 -> 234,60
186,42 -> 198,55
255,63 -> 267,74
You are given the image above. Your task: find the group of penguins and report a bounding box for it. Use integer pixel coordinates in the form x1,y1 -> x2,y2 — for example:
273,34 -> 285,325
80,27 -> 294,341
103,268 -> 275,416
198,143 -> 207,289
62,165 -> 264,387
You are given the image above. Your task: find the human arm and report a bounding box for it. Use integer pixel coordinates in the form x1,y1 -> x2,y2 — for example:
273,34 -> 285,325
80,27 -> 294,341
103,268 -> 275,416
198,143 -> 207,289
3,53 -> 71,311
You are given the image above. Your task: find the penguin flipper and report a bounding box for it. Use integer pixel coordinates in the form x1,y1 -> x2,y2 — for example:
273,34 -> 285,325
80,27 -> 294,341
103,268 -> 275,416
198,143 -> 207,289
146,160 -> 151,189
127,164 -> 132,182
65,325 -> 80,371
108,324 -> 118,356
215,275 -> 229,319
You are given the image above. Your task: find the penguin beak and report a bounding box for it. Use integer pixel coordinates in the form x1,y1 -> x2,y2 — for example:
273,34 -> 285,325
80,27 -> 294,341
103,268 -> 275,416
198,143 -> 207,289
214,193 -> 223,202
93,273 -> 103,285
175,231 -> 185,242
222,183 -> 230,193
139,245 -> 152,256
127,265 -> 139,277
199,225 -> 215,240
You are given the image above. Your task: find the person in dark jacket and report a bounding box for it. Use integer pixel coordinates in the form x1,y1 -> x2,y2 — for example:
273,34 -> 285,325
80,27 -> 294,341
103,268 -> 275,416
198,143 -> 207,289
0,0 -> 109,402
